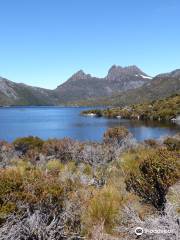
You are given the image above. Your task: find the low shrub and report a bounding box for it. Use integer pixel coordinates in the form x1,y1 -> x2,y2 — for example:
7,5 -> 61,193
84,185 -> 124,234
103,127 -> 129,145
42,138 -> 74,163
125,148 -> 180,211
0,166 -> 65,220
46,159 -> 64,173
0,168 -> 23,220
13,136 -> 44,154
164,137 -> 180,151
144,139 -> 159,148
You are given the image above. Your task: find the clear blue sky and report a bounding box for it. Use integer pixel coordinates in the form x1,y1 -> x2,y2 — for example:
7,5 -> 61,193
0,0 -> 180,89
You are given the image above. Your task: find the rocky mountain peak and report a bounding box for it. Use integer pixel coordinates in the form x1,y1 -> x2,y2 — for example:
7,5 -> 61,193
106,65 -> 149,81
106,65 -> 123,78
124,65 -> 144,74
68,70 -> 91,82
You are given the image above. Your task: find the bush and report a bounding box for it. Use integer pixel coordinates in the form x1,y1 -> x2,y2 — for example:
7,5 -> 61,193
84,186 -> 124,234
0,168 -> 23,198
46,159 -> 64,173
42,138 -> 74,163
0,166 -> 65,219
0,168 -> 23,220
13,136 -> 44,154
125,148 -> 180,211
164,137 -> 180,151
103,127 -> 129,145
144,139 -> 159,148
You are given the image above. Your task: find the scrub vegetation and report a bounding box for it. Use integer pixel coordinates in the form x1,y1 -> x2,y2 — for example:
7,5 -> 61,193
82,94 -> 180,122
0,127 -> 179,239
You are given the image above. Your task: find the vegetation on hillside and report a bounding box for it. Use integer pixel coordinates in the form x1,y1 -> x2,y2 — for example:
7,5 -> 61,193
0,127 -> 179,239
82,94 -> 180,121
74,71 -> 180,106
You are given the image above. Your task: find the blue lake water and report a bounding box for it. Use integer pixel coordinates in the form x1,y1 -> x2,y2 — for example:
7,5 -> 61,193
0,107 -> 179,142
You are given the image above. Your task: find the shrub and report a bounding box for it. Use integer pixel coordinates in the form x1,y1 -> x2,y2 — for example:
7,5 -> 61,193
20,169 -> 64,205
42,138 -> 74,163
0,168 -> 23,220
13,136 -> 44,154
0,168 -> 23,198
121,147 -> 147,174
144,139 -> 159,148
84,186 -> 124,234
167,182 -> 180,214
82,163 -> 93,176
164,137 -> 180,151
11,159 -> 33,174
103,127 -> 129,145
46,159 -> 64,173
125,148 -> 180,211
0,166 -> 65,219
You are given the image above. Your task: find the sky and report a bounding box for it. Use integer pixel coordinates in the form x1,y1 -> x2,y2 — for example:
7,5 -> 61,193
0,0 -> 180,89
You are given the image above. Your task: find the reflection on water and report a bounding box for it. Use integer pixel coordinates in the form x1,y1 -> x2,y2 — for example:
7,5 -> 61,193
0,106 -> 179,142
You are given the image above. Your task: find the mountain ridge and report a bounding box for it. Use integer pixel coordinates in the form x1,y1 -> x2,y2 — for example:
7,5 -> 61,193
76,68 -> 180,106
55,65 -> 151,102
0,66 -> 179,106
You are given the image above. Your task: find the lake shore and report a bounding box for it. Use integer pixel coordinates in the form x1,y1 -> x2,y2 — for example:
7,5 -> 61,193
81,94 -> 180,122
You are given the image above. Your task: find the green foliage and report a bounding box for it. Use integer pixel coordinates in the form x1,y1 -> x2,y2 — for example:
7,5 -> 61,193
13,136 -> 44,154
0,166 -> 65,219
0,168 -> 23,198
82,94 -> 180,121
0,168 -> 23,220
81,109 -> 102,117
163,137 -> 180,151
83,164 -> 93,176
125,148 -> 180,210
46,159 -> 64,175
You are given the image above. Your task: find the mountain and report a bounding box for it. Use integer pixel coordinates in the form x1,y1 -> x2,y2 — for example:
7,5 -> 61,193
0,67 -> 179,106
0,77 -> 59,106
106,65 -> 151,81
78,69 -> 180,106
55,65 -> 152,103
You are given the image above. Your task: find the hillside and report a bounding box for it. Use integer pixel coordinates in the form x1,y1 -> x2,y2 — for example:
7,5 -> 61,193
82,94 -> 180,121
110,69 -> 180,106
0,65 -> 151,106
0,67 -> 180,106
0,77 -> 59,106
76,69 -> 180,106
54,65 -> 151,103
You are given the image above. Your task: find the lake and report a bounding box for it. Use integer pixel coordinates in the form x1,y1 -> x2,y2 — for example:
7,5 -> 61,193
0,107 -> 179,142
